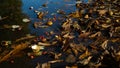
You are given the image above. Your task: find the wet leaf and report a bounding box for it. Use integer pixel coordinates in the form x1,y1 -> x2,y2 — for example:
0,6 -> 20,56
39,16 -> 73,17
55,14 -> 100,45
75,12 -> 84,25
101,24 -> 111,28
106,18 -> 111,23
42,3 -> 47,7
115,27 -> 120,32
66,54 -> 76,63
111,38 -> 120,42
63,33 -> 75,39
95,20 -> 100,25
78,56 -> 92,65
47,21 -> 53,26
84,14 -> 89,19
89,32 -> 101,38
100,40 -> 108,50
73,21 -> 81,30
116,19 -> 119,23
79,32 -> 91,38
22,18 -> 30,23
109,10 -> 114,16
35,63 -> 41,68
71,47 -> 78,56
68,10 -> 82,18
97,9 -> 107,16
37,12 -> 44,19
48,60 -> 63,63
79,49 -> 91,59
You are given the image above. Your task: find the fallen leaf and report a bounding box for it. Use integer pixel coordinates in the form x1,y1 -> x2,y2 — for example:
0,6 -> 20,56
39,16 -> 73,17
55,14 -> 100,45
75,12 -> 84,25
79,49 -> 91,59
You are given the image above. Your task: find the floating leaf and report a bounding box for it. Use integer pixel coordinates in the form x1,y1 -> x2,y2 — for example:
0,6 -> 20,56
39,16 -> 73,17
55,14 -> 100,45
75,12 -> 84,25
47,21 -> 53,26
37,12 -> 44,19
22,18 -> 30,23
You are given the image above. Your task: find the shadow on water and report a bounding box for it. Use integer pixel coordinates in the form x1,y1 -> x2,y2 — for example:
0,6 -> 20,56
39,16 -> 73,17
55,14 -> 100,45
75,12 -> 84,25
0,0 -> 29,42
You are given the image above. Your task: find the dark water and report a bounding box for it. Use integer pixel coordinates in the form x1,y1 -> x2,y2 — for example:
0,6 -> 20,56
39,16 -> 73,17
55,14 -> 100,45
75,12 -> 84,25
22,0 -> 77,36
0,0 -> 89,41
0,0 -> 90,68
0,0 -> 29,42
21,0 -> 90,36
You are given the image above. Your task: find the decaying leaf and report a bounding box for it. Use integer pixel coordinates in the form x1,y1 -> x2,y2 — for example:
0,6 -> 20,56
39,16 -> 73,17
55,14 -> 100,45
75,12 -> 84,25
79,49 -> 91,60
66,54 -> 76,63
109,10 -> 114,16
37,12 -> 44,19
73,21 -> 81,30
71,48 -> 79,56
63,33 -> 75,39
97,9 -> 107,16
100,40 -> 108,50
70,43 -> 86,53
78,56 -> 92,65
47,21 -> 53,26
101,24 -> 111,28
68,10 -> 82,18
22,18 -> 30,23
48,60 -> 63,63
62,21 -> 71,31
111,38 -> 120,42
115,27 -> 120,32
84,14 -> 89,19
89,32 -> 101,38
79,32 -> 91,38
106,18 -> 111,23
95,20 -> 100,25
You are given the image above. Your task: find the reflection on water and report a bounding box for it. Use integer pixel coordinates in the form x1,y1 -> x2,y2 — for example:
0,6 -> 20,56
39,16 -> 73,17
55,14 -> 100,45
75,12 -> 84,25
0,0 -> 29,42
0,0 -> 89,67
0,0 -> 89,44
22,0 -> 76,36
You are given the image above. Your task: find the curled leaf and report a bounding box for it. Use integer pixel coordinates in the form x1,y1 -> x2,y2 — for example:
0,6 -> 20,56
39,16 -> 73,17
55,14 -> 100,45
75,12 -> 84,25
100,40 -> 108,50
101,24 -> 111,28
89,32 -> 101,38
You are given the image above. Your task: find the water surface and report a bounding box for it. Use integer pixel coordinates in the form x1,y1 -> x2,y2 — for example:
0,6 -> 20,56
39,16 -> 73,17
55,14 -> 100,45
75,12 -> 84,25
22,0 -> 76,36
